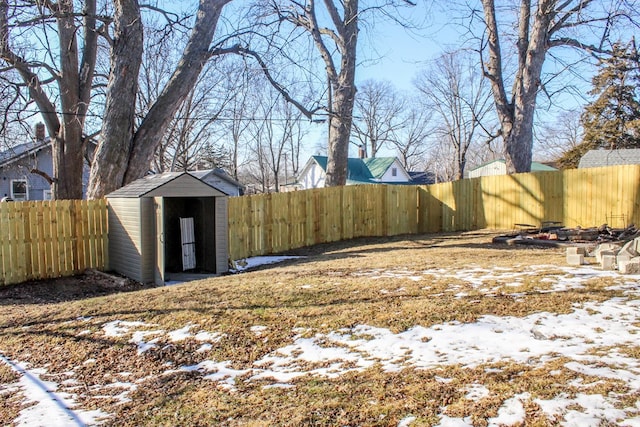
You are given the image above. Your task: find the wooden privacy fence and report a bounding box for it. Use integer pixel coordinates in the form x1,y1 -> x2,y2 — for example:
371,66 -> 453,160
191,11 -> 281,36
228,165 -> 640,260
0,199 -> 108,285
2,165 -> 640,284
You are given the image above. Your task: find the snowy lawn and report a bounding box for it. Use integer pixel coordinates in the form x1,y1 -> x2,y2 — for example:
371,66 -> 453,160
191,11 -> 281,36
1,232 -> 640,426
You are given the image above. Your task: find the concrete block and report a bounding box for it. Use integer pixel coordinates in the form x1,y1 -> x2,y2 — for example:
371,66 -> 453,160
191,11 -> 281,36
567,254 -> 585,266
618,258 -> 640,274
616,240 -> 638,265
601,254 -> 616,271
594,243 -> 622,263
634,237 -> 640,253
619,240 -> 638,257
566,246 -> 586,256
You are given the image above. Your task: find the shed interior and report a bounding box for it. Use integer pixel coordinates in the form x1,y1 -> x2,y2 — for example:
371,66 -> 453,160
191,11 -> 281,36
163,197 -> 218,274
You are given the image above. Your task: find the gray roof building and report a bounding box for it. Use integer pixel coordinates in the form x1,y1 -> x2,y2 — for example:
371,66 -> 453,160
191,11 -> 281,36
578,149 -> 640,168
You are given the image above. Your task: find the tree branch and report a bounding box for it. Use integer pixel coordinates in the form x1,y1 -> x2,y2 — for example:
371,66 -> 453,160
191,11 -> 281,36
222,44 -> 320,120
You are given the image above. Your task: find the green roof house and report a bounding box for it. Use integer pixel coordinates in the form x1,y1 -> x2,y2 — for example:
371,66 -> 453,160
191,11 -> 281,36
298,155 -> 414,189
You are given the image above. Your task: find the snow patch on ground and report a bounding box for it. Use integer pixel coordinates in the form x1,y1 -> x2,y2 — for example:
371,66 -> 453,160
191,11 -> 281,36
230,256 -> 305,272
0,355 -> 108,426
5,263 -> 640,426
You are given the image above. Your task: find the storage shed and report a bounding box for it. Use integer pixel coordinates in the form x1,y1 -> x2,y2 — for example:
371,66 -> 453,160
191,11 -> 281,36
106,172 -> 229,285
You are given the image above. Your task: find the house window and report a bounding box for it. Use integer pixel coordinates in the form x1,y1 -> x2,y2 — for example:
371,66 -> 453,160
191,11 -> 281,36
43,190 -> 52,201
11,179 -> 28,201
391,168 -> 397,177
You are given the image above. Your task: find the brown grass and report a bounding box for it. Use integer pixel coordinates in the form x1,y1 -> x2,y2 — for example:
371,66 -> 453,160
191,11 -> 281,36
0,231 -> 637,426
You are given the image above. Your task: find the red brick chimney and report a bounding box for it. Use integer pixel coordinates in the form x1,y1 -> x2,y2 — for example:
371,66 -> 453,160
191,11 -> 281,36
358,144 -> 365,159
35,123 -> 46,141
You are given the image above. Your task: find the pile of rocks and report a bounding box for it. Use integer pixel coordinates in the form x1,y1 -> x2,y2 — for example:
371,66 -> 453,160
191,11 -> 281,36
567,238 -> 640,273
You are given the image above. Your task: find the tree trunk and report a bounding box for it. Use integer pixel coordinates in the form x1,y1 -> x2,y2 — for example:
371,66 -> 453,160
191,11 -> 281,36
324,0 -> 358,187
122,0 -> 231,186
87,0 -> 142,198
87,0 -> 231,198
0,0 -> 97,199
326,85 -> 356,186
482,0 -> 555,174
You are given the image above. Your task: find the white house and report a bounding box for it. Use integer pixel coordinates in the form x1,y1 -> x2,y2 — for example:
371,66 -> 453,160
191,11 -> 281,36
467,159 -> 557,178
298,155 -> 414,189
0,123 -> 93,200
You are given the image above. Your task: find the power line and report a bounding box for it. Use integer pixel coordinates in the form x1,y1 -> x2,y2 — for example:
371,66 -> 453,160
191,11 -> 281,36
4,108 -> 330,123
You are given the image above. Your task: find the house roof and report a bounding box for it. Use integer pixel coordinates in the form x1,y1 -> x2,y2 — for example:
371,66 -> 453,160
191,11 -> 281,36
190,168 -> 244,191
578,149 -> 640,168
363,157 -> 397,179
469,159 -> 557,173
408,171 -> 436,185
0,139 -> 51,167
106,172 -> 226,198
309,155 -> 410,184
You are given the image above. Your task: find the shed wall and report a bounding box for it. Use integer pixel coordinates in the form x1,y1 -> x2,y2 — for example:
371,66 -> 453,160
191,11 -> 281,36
107,198 -> 145,282
215,197 -> 229,274
139,198 -> 156,283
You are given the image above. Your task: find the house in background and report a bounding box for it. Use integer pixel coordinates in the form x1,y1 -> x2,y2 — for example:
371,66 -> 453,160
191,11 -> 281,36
467,159 -> 557,178
578,149 -> 640,168
298,155 -> 422,189
190,168 -> 244,196
0,123 -> 93,200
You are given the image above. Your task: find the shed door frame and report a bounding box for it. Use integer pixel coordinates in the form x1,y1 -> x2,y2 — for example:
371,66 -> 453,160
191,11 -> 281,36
154,197 -> 165,285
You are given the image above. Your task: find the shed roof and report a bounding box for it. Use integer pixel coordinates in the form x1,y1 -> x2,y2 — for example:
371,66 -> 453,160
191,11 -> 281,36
106,172 -> 226,198
578,149 -> 640,168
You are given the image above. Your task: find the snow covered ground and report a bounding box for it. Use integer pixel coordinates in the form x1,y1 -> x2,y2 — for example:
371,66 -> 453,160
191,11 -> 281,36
2,257 -> 640,426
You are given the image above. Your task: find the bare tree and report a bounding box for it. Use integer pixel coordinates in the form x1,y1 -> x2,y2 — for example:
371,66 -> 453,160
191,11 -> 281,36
243,0 -> 416,187
89,0 -> 234,198
352,79 -> 406,157
416,50 -> 494,180
147,65 -> 237,172
0,1 -> 101,199
389,104 -> 431,171
253,0 -> 358,187
478,0 -> 638,174
243,86 -> 305,192
0,1 -> 235,199
535,110 -> 583,162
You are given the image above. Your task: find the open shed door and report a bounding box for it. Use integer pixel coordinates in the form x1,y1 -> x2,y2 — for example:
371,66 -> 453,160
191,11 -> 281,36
154,197 -> 165,285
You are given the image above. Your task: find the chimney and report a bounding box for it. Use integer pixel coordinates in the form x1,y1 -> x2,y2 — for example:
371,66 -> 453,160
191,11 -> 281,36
35,123 -> 46,141
358,144 -> 365,159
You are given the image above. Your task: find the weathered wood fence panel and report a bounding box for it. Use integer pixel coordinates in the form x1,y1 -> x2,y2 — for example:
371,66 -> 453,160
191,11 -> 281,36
0,199 -> 107,285
228,165 -> 640,260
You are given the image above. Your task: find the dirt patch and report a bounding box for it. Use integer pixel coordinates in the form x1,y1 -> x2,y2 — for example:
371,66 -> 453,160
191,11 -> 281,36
0,271 -> 153,305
